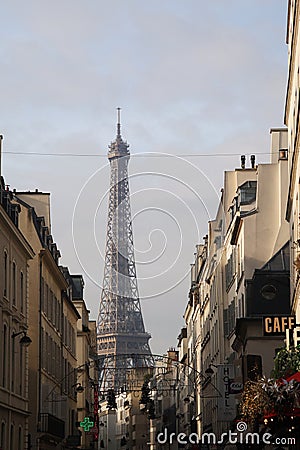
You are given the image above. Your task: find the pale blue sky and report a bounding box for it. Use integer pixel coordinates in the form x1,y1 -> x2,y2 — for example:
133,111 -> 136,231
0,1 -> 288,354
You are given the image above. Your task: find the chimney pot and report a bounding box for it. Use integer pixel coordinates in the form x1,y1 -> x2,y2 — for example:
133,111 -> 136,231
241,155 -> 246,169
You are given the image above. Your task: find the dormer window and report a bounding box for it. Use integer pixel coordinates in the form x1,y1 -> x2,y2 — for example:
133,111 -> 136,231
239,181 -> 257,205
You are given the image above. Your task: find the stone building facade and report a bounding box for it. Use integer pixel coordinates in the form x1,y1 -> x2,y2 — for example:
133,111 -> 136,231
15,191 -> 80,450
0,173 -> 34,450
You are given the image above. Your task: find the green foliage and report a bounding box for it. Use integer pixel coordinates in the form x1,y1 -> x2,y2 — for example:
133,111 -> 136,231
272,345 -> 300,379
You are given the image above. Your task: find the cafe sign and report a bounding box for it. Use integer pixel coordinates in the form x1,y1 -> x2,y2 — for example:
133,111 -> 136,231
263,316 -> 296,336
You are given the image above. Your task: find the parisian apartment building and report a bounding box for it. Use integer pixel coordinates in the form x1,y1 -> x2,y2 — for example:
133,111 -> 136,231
0,139 -> 97,450
147,128 -> 292,444
181,127 -> 290,438
0,135 -> 35,450
285,0 -> 300,324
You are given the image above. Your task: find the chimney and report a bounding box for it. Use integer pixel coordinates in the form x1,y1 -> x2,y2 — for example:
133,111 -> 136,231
250,155 -> 255,168
241,155 -> 246,169
269,128 -> 288,164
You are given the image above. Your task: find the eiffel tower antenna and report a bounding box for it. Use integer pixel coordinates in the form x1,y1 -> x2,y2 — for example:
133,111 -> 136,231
117,107 -> 121,137
97,109 -> 152,391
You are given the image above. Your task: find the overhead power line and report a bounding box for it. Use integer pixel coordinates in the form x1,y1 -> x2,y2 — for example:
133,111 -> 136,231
2,151 -> 276,158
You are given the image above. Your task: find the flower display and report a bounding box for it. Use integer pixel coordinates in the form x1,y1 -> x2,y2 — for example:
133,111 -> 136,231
240,376 -> 300,423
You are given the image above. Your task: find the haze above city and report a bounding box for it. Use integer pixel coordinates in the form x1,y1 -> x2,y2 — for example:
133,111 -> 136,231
1,0 -> 288,354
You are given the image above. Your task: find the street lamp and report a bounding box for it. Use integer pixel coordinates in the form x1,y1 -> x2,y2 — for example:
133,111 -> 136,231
72,383 -> 84,393
205,364 -> 218,375
11,330 -> 32,347
183,395 -> 195,403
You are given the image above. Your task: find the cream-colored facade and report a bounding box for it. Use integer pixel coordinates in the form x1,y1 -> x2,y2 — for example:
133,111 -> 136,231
183,129 -> 290,438
0,173 -> 34,450
285,0 -> 300,324
15,191 -> 80,450
70,274 -> 98,450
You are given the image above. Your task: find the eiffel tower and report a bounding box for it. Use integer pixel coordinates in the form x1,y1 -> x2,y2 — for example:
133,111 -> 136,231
97,109 -> 152,392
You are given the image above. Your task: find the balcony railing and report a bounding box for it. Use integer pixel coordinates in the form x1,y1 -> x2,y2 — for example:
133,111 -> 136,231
39,413 -> 65,439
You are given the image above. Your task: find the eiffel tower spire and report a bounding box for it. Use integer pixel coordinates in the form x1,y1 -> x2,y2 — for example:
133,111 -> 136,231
97,109 -> 152,391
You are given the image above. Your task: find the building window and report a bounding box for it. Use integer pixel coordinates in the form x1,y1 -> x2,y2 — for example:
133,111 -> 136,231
20,272 -> 24,314
10,424 -> 14,450
4,251 -> 8,297
223,301 -> 236,337
11,329 -> 15,392
1,422 -> 5,449
45,333 -> 48,373
57,301 -> 61,332
41,329 -> 45,370
225,251 -> 236,290
51,338 -> 55,377
223,309 -> 229,337
2,324 -> 7,387
228,301 -> 236,334
18,427 -> 22,450
260,284 -> 278,300
239,181 -> 257,205
229,205 -> 234,224
45,283 -> 48,315
19,345 -> 23,396
54,296 -> 57,328
279,148 -> 288,160
214,235 -> 221,250
41,277 -> 44,312
12,262 -> 16,305
49,290 -> 53,323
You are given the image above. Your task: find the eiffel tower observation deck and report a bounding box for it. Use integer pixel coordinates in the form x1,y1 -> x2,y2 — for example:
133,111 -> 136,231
97,109 -> 152,391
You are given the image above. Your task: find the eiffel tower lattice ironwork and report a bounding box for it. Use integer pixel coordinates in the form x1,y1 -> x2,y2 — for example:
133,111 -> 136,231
97,109 -> 152,391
